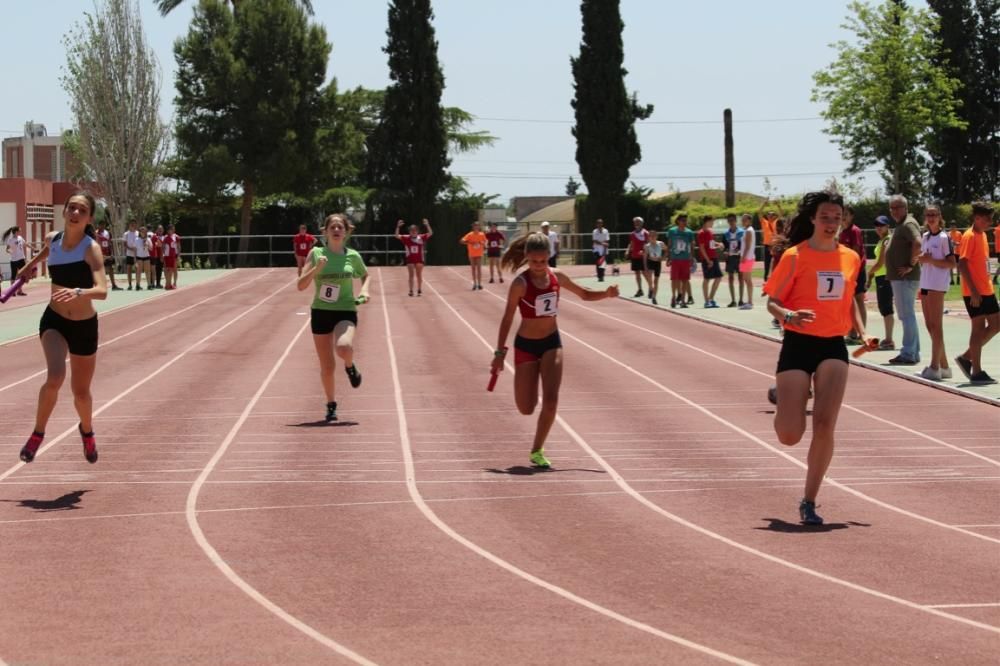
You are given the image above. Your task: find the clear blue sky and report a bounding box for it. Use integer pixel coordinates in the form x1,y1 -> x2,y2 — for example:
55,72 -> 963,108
1,0 -> 912,204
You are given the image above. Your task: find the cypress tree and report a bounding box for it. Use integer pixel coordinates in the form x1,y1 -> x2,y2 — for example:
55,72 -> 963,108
927,0 -> 978,201
368,0 -> 449,231
972,0 -> 999,198
571,0 -> 652,231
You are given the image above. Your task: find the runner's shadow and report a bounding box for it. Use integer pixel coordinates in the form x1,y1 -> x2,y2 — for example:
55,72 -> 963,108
759,410 -> 813,416
755,518 -> 871,533
0,489 -> 90,512
483,466 -> 605,476
289,421 -> 360,428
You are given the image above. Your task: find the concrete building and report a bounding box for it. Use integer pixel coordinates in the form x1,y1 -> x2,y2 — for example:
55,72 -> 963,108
1,122 -> 89,279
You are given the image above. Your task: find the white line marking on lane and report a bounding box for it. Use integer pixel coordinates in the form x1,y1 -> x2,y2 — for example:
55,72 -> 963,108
184,317 -> 377,665
381,270 -> 756,665
0,270 -> 270,395
925,603 -> 1000,609
449,269 -> 1000,545
0,277 -> 290,484
423,276 -> 1000,635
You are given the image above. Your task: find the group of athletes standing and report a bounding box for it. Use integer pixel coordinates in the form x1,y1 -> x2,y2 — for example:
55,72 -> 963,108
12,190 -> 995,528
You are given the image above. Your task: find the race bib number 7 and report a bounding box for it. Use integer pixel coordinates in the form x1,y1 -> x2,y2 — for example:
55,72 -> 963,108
535,292 -> 558,316
816,271 -> 845,300
319,283 -> 341,303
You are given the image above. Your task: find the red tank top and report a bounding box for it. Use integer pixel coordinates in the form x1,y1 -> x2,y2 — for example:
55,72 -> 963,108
518,268 -> 560,319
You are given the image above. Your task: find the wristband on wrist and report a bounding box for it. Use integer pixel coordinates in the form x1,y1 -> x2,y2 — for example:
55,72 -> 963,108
494,347 -> 508,357
784,310 -> 794,323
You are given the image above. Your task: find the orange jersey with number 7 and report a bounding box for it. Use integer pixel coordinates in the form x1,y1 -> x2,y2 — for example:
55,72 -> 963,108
764,242 -> 862,338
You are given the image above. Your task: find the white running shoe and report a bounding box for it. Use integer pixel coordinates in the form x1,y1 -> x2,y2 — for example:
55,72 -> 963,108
919,366 -> 942,381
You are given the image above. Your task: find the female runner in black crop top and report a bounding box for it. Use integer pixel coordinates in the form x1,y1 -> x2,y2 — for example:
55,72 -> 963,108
492,232 -> 618,468
15,192 -> 108,464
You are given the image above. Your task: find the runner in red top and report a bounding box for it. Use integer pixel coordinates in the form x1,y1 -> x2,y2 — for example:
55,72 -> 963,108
491,232 -> 619,468
150,225 -> 163,289
394,218 -> 433,296
485,222 -> 506,285
293,224 -> 317,276
96,219 -> 122,291
162,224 -> 181,290
628,216 -> 652,297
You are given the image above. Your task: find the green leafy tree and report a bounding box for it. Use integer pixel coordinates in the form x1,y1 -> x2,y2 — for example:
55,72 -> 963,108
155,0 -> 311,15
173,0 -> 329,261
812,0 -> 965,199
571,0 -> 653,231
971,0 -> 999,198
367,0 -> 450,231
62,0 -> 170,239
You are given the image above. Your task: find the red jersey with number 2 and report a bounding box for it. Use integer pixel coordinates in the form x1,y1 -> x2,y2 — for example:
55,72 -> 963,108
518,268 -> 560,319
401,233 -> 430,264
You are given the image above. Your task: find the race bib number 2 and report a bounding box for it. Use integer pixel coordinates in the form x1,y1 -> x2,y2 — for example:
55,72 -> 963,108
816,271 -> 845,300
535,292 -> 558,316
319,283 -> 341,303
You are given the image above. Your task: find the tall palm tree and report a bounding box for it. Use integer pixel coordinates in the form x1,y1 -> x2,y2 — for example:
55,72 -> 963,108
154,0 -> 312,16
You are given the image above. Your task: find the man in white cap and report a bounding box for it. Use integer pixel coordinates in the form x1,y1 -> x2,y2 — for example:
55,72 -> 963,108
541,221 -> 559,268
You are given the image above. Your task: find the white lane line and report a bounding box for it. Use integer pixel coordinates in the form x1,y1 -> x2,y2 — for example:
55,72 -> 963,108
381,271 -> 756,664
453,270 -> 1000,545
0,270 -> 268,395
184,317 -> 376,665
0,277 -> 291,484
953,524 -> 1000,528
925,602 -> 1000,609
424,276 -> 1000,635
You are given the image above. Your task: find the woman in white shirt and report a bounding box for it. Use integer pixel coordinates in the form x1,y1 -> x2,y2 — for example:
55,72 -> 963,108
4,226 -> 28,296
917,205 -> 956,380
135,226 -> 152,290
643,231 -> 667,305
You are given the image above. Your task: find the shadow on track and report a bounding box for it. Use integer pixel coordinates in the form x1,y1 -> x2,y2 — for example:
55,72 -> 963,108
755,517 -> 872,533
288,420 -> 360,428
0,489 -> 91,512
483,466 -> 606,476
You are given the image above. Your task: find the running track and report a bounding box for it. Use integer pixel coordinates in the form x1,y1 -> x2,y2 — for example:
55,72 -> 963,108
0,267 -> 997,664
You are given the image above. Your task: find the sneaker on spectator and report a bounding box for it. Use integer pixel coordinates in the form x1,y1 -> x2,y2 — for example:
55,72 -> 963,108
970,371 -> 997,385
918,366 -> 942,381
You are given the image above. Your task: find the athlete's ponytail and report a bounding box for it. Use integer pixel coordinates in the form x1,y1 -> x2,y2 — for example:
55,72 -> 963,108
2,225 -> 19,243
500,232 -> 550,273
84,224 -> 97,240
785,190 -> 844,247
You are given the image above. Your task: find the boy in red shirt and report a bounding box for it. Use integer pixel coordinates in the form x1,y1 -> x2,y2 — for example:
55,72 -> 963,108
293,224 -> 316,276
955,202 -> 999,384
628,216 -> 651,297
162,224 -> 181,290
485,222 -> 506,284
696,215 -> 722,307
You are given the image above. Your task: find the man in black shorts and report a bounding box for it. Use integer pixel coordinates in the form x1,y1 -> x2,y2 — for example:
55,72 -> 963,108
628,216 -> 651,297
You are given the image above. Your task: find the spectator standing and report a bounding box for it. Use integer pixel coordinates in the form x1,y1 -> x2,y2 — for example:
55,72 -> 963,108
628,216 -> 651,297
838,205 -> 867,342
865,216 -> 896,351
917,205 -> 956,380
696,215 -> 722,308
592,218 -> 610,282
884,195 -> 922,365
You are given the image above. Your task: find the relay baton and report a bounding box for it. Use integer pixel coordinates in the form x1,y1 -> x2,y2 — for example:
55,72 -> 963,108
487,346 -> 508,391
851,338 -> 879,359
0,277 -> 26,304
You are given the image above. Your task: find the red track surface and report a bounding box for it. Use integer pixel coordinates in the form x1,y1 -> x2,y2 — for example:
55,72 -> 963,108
1,266 -> 997,665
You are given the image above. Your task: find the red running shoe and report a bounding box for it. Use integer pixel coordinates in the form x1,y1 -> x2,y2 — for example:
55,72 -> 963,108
19,432 -> 44,463
79,424 -> 98,464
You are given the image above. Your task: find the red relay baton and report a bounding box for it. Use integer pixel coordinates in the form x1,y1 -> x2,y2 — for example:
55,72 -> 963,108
851,338 -> 879,359
487,346 -> 508,391
0,276 -> 26,304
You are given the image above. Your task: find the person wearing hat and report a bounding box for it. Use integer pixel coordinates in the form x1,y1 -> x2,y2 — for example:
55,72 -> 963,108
540,221 -> 559,268
865,215 -> 896,351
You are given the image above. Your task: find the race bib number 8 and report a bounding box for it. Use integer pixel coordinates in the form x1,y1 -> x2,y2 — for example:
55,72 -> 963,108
408,245 -> 420,255
816,271 -> 845,301
535,292 -> 558,316
319,283 -> 341,303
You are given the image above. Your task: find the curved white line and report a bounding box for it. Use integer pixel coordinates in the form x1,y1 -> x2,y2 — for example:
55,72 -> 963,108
0,276 -> 289,484
0,270 -> 266,394
423,276 -> 1000,634
379,270 -> 756,665
184,318 -> 376,665
447,268 -> 1000,544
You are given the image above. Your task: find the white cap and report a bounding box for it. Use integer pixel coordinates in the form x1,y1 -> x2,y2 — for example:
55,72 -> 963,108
540,221 -> 550,227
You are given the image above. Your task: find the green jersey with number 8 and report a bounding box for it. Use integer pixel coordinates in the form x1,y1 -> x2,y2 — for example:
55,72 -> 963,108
310,246 -> 367,311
